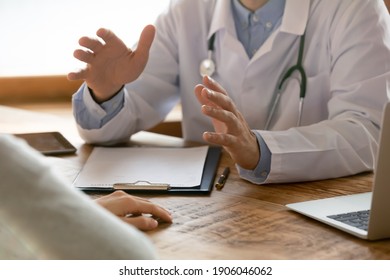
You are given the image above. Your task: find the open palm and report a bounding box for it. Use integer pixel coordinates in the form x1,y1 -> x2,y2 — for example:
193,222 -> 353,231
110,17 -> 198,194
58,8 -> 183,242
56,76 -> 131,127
68,25 -> 155,102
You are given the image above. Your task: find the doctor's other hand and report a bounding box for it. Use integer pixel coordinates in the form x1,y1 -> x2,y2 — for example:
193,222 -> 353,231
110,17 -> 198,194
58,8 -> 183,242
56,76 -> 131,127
194,76 -> 260,170
67,25 -> 155,103
95,191 -> 172,231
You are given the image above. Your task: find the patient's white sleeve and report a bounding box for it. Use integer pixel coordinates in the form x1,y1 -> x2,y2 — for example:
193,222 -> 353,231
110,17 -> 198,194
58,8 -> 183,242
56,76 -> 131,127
0,135 -> 157,259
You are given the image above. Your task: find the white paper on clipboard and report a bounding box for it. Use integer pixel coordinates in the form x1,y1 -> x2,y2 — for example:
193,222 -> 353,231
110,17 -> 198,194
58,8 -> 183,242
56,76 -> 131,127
73,146 -> 209,189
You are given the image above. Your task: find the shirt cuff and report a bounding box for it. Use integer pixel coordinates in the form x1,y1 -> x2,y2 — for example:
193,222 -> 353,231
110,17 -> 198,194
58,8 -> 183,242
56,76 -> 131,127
237,131 -> 271,184
73,84 -> 125,129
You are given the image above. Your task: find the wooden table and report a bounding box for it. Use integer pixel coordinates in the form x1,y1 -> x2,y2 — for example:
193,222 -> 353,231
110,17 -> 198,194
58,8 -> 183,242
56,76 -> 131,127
2,105 -> 390,260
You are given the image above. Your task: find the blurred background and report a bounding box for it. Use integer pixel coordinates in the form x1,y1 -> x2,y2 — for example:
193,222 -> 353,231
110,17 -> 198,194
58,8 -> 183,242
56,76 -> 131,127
0,0 -> 180,136
0,0 -> 170,76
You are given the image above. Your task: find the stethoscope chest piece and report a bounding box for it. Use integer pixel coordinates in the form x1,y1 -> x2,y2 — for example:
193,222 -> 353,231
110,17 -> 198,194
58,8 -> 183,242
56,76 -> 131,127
200,56 -> 216,77
200,33 -> 217,77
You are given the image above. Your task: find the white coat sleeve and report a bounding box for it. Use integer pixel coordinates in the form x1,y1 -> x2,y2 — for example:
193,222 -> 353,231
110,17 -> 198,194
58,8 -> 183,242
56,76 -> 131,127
0,135 -> 157,259
73,3 -> 182,145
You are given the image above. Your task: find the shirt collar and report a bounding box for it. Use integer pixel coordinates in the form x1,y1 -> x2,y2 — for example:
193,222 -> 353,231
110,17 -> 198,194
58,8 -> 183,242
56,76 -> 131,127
231,0 -> 285,32
208,0 -> 311,39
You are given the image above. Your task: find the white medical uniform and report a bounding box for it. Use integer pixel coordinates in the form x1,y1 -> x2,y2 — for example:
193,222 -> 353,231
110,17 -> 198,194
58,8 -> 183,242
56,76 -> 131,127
74,0 -> 390,183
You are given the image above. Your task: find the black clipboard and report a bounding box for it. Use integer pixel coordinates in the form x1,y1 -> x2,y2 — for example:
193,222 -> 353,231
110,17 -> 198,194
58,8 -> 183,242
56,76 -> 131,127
78,146 -> 221,195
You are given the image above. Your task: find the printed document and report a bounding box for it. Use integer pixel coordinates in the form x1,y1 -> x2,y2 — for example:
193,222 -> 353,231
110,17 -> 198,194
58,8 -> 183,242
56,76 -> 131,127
73,146 -> 209,188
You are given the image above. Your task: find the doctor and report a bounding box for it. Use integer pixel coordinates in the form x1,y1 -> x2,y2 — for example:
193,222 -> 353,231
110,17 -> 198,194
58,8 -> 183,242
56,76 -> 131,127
68,0 -> 390,184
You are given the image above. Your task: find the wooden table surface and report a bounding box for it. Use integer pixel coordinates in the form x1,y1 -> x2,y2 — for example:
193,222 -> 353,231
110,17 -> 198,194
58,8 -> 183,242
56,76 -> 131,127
2,105 -> 390,260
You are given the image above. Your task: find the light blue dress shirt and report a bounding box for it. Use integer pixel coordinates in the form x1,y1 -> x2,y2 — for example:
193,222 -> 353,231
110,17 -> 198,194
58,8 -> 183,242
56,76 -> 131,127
73,0 -> 286,183
231,0 -> 284,182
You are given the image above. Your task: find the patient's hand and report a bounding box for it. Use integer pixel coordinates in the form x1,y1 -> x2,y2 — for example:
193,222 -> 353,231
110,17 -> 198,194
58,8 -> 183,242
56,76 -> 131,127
96,191 -> 172,231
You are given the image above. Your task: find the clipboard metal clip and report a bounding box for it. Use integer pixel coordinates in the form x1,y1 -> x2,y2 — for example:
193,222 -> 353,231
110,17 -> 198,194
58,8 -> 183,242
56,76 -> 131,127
113,181 -> 171,191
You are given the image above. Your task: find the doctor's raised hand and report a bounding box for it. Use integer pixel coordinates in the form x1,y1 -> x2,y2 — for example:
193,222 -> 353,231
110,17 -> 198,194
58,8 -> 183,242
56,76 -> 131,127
195,76 -> 260,170
67,25 -> 155,103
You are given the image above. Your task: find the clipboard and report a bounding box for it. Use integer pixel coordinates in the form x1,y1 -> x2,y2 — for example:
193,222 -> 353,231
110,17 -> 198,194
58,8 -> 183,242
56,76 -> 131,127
76,146 -> 221,195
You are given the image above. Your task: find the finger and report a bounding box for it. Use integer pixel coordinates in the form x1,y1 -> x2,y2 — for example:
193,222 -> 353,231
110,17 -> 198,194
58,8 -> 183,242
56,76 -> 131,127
133,200 -> 173,223
195,85 -> 224,110
78,36 -> 104,53
135,24 -> 156,58
195,76 -> 229,107
194,84 -> 214,106
121,216 -> 159,231
111,192 -> 172,223
73,49 -> 94,63
96,191 -> 172,223
96,28 -> 119,44
203,131 -> 237,147
67,69 -> 88,81
202,105 -> 234,123
203,75 -> 228,95
201,87 -> 236,113
129,196 -> 151,203
202,105 -> 241,133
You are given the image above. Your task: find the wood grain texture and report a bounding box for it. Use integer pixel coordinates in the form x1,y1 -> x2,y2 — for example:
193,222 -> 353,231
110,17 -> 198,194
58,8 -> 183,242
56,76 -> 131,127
1,106 -> 389,260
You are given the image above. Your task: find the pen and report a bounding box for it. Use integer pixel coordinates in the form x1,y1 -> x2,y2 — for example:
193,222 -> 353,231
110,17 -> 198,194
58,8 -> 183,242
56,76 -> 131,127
215,167 -> 230,190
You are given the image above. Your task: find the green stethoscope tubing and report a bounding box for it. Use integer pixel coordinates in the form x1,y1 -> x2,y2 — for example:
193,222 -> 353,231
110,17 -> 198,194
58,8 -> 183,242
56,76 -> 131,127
201,32 -> 307,130
265,33 -> 307,130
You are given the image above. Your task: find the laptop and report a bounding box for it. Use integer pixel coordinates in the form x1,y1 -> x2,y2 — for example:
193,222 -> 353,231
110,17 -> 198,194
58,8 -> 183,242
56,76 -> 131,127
286,102 -> 390,240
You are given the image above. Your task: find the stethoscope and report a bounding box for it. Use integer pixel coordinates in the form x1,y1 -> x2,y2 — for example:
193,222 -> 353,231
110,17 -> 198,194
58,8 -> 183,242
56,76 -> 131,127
199,32 -> 307,129
199,33 -> 217,78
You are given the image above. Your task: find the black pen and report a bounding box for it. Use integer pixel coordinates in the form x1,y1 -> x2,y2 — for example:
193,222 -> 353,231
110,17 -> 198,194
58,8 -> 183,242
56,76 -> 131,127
215,167 -> 230,190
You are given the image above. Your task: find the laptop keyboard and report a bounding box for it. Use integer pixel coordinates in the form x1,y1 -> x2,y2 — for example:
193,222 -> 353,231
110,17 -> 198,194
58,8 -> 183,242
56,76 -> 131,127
327,210 -> 370,231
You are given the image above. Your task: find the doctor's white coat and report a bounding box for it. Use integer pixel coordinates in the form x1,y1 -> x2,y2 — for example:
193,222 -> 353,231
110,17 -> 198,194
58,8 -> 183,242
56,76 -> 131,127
75,0 -> 390,183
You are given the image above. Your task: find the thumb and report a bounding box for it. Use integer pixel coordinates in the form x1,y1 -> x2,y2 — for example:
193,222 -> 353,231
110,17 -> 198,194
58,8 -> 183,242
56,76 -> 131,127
135,24 -> 156,57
